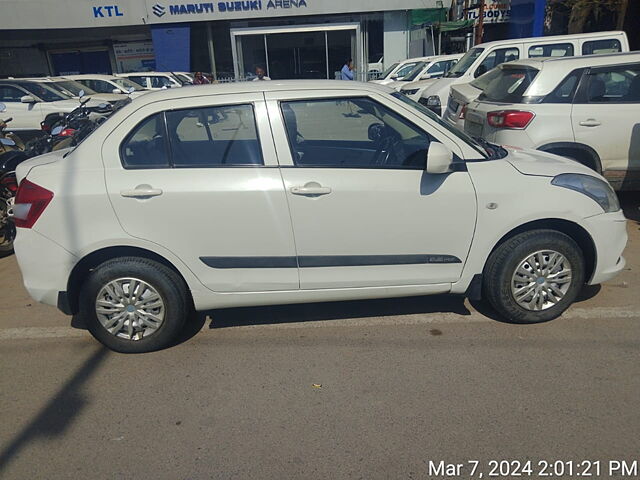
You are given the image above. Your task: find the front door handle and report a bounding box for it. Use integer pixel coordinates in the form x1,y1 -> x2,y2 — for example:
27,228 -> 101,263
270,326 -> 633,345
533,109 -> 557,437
290,183 -> 332,196
579,119 -> 601,127
120,185 -> 163,198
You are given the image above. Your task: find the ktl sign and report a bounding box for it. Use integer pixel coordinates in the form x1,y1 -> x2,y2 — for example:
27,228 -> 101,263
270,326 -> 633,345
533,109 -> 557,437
93,5 -> 124,17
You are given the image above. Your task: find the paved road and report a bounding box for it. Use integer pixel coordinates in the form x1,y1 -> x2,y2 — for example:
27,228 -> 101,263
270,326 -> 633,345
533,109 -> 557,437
0,195 -> 638,479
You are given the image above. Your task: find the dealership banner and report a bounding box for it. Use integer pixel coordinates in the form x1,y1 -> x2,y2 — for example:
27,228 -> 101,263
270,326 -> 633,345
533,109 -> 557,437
467,0 -> 511,24
113,42 -> 156,72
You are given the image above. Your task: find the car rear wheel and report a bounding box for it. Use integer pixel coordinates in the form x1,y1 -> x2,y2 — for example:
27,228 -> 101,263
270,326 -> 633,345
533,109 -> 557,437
80,257 -> 189,353
483,230 -> 585,324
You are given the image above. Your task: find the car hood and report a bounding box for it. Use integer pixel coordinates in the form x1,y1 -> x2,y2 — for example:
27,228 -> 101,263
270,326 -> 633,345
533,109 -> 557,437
47,98 -> 103,110
400,78 -> 439,91
87,93 -> 128,102
451,82 -> 482,104
504,146 -> 602,179
15,148 -> 70,183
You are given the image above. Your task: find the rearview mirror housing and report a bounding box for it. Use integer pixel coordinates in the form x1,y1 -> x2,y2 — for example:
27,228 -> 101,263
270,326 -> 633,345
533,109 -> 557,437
426,142 -> 454,174
20,95 -> 36,104
112,88 -> 123,94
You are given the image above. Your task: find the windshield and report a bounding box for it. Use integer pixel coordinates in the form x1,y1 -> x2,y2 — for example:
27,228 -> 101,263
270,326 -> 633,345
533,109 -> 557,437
112,78 -> 144,91
395,62 -> 419,79
479,66 -> 539,103
51,80 -> 97,97
391,92 -> 487,158
403,62 -> 429,82
446,48 -> 484,77
14,81 -> 69,102
380,63 -> 399,79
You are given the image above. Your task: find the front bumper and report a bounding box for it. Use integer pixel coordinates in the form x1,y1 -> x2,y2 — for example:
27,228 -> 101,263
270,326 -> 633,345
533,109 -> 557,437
14,228 -> 77,309
584,209 -> 628,285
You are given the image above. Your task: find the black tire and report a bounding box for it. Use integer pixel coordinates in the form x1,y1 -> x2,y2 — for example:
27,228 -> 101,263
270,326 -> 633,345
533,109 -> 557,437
483,229 -> 585,324
79,256 -> 190,353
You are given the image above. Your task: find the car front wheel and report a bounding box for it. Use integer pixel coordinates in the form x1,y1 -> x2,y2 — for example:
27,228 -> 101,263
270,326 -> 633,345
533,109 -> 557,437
80,257 -> 189,353
483,230 -> 585,324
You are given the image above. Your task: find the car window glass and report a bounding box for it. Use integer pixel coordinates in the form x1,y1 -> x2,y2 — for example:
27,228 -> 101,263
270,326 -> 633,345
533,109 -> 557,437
151,76 -> 173,88
427,61 -> 447,75
165,104 -> 263,167
475,47 -> 520,77
582,39 -> 622,55
528,43 -> 574,58
280,97 -> 432,169
81,79 -> 113,94
121,113 -> 170,169
544,70 -> 582,104
587,66 -> 640,103
126,76 -> 148,87
480,67 -> 539,102
395,63 -> 418,78
0,85 -> 25,102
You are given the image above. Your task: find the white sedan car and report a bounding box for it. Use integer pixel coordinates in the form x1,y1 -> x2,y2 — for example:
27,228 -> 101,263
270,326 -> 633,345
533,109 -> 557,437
13,81 -> 627,352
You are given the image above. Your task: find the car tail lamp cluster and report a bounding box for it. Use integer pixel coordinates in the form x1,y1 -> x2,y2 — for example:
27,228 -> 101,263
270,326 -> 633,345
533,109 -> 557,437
13,179 -> 53,229
58,128 -> 77,137
487,110 -> 535,129
0,174 -> 18,194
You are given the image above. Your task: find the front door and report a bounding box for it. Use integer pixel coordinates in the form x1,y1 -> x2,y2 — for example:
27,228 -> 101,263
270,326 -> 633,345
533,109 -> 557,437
102,93 -> 299,293
266,91 -> 477,289
572,63 -> 640,181
0,85 -> 42,132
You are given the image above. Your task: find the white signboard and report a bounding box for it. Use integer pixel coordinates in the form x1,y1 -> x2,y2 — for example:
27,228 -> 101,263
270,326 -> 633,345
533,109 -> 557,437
468,0 -> 511,24
113,42 -> 156,72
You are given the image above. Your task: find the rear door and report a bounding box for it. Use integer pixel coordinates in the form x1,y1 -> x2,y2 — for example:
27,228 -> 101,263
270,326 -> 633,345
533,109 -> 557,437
571,63 -> 640,180
266,90 -> 477,290
102,93 -> 299,292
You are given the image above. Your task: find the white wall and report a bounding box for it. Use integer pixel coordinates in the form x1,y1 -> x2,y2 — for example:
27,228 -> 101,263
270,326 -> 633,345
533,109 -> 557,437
383,11 -> 409,69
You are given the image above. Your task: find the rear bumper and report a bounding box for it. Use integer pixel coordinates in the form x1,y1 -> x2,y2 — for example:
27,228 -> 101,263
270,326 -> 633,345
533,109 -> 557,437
14,228 -> 77,309
585,210 -> 628,285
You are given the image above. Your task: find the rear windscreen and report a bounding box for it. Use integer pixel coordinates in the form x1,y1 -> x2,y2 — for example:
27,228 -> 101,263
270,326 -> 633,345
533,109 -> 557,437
479,67 -> 539,103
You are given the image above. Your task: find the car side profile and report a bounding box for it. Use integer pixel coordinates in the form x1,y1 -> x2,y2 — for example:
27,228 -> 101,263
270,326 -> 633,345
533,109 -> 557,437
463,52 -> 640,190
116,72 -> 186,90
13,81 -> 627,353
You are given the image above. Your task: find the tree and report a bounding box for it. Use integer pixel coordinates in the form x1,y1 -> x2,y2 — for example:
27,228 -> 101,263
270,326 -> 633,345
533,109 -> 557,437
548,0 -> 626,33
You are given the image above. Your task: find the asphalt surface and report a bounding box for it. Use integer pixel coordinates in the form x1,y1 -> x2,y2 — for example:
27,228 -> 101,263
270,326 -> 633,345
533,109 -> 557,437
0,194 -> 639,480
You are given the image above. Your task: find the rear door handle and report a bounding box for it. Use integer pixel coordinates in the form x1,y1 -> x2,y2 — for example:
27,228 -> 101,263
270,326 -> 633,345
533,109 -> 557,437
579,119 -> 601,127
120,186 -> 163,198
290,185 -> 332,196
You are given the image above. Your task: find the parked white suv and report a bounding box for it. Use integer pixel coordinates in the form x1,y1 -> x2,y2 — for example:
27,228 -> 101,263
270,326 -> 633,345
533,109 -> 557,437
464,52 -> 640,190
13,81 -> 627,352
116,72 -> 187,90
403,31 -> 629,115
64,74 -> 149,98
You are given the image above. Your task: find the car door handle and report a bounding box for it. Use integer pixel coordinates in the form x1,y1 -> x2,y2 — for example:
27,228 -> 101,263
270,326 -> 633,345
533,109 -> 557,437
290,185 -> 332,196
120,186 -> 163,198
579,119 -> 601,127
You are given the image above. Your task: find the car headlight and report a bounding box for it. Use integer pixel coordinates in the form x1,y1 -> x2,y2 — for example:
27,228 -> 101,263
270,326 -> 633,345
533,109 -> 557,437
426,95 -> 441,106
403,89 -> 419,96
551,173 -> 620,213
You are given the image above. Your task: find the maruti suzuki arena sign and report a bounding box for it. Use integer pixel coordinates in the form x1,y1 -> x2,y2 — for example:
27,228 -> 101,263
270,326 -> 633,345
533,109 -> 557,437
152,0 -> 307,16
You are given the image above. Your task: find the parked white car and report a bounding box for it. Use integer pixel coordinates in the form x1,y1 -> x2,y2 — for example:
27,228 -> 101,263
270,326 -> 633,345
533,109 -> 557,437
14,81 -> 626,352
25,77 -> 129,103
388,54 -> 463,91
464,52 -> 640,191
369,57 -> 436,85
0,79 -> 102,135
403,31 -> 629,115
116,72 -> 186,90
64,74 -> 149,98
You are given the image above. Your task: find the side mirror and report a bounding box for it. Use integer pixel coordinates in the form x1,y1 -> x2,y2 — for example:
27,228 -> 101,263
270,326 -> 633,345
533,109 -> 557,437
426,142 -> 454,174
421,73 -> 433,80
390,73 -> 399,80
78,89 -> 85,98
20,95 -> 36,104
51,126 -> 64,136
112,88 -> 123,94
127,87 -> 135,94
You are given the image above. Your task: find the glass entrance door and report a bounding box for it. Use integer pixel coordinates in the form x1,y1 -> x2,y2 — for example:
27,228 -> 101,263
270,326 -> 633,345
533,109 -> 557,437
232,24 -> 359,81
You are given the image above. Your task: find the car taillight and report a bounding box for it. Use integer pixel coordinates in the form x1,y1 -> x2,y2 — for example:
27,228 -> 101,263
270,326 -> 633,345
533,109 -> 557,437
459,105 -> 467,120
487,110 -> 535,129
59,128 -> 76,137
0,174 -> 18,194
13,179 -> 53,229
40,122 -> 50,132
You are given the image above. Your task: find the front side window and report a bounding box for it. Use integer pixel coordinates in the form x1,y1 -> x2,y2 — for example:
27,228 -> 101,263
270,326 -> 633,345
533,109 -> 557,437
166,104 -> 263,167
426,61 -> 448,76
150,76 -> 174,88
582,39 -> 622,55
113,78 -> 145,91
79,79 -> 113,94
475,47 -> 520,78
395,62 -> 419,79
528,43 -> 574,58
15,82 -> 68,102
0,85 -> 26,102
280,97 -> 432,169
585,65 -> 640,103
121,113 -> 170,169
125,76 -> 149,88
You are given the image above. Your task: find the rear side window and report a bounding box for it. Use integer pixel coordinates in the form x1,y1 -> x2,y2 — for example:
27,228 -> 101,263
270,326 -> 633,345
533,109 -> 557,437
543,69 -> 583,104
475,47 -> 520,78
584,65 -> 640,103
479,67 -> 539,103
582,39 -> 622,55
0,85 -> 25,102
165,105 -> 263,167
121,113 -> 170,169
528,43 -> 574,58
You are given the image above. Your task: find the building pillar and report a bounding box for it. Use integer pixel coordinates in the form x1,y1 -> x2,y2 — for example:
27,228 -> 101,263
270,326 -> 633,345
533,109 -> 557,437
383,10 -> 409,69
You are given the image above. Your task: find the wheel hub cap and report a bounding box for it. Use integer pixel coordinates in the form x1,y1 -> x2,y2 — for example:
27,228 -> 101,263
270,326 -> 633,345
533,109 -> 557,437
511,250 -> 573,311
95,277 -> 165,341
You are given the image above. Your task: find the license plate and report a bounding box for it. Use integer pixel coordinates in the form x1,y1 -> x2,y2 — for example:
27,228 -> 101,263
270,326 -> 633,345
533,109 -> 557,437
466,120 -> 483,137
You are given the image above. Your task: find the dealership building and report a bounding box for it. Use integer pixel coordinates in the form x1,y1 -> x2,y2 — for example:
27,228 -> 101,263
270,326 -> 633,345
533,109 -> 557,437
0,0 -> 463,80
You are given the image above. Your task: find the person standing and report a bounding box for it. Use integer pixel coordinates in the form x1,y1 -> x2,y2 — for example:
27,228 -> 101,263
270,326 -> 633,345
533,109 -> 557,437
252,66 -> 271,81
340,59 -> 355,81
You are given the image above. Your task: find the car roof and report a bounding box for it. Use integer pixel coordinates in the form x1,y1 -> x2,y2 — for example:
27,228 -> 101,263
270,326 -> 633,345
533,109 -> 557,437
63,74 -> 120,80
475,30 -> 627,50
117,72 -> 175,76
